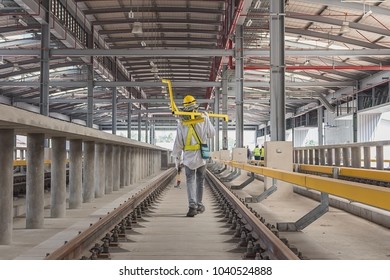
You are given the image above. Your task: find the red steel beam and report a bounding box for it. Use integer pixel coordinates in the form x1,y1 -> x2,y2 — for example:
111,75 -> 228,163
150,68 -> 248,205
243,65 -> 390,71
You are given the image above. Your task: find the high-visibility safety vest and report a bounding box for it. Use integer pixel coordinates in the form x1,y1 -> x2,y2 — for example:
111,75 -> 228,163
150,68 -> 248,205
260,147 -> 265,157
184,125 -> 201,151
253,147 -> 261,156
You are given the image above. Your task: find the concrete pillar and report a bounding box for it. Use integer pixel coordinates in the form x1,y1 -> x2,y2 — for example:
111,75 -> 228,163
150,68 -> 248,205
319,149 -> 326,165
94,143 -> 105,198
351,146 -> 361,168
26,133 -> 45,229
83,141 -> 95,202
303,149 -> 308,164
298,150 -> 303,164
334,147 -> 341,166
314,149 -> 320,165
113,145 -> 120,191
264,141 -> 293,198
51,137 -> 67,218
135,148 -> 141,183
69,139 -> 83,209
363,146 -> 371,169
293,150 -> 298,164
342,147 -> 350,167
127,147 -> 132,185
120,146 -> 126,187
308,149 -> 314,165
105,144 -> 113,194
131,148 -> 136,184
0,129 -> 14,244
376,145 -> 384,170
326,148 -> 333,166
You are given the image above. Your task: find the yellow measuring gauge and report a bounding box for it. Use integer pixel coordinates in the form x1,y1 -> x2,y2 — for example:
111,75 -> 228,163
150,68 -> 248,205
162,79 -> 228,125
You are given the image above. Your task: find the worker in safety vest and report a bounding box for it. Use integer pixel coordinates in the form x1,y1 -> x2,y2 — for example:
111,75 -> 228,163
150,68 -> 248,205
172,95 -> 215,217
260,145 -> 265,160
253,145 -> 261,160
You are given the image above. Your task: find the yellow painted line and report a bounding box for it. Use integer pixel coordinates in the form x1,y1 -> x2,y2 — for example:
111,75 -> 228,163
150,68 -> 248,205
299,164 -> 333,175
305,175 -> 390,211
339,167 -> 390,182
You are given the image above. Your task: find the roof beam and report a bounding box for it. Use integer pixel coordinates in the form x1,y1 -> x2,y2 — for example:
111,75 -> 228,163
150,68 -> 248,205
298,0 -> 390,17
0,80 -> 354,89
83,7 -> 224,15
3,48 -> 390,57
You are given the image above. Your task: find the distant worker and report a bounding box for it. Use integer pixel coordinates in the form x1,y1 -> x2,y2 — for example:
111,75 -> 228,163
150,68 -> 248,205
247,145 -> 252,160
172,95 -> 215,217
253,145 -> 261,160
260,145 -> 265,160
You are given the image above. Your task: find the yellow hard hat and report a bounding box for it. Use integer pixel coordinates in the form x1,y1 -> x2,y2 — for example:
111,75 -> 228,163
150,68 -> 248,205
183,95 -> 197,107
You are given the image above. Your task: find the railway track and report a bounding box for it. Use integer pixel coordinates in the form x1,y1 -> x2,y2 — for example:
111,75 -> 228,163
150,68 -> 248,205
43,167 -> 301,260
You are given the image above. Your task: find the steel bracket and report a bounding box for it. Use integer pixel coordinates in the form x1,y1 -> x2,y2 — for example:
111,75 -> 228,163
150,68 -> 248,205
277,192 -> 329,232
231,172 -> 255,189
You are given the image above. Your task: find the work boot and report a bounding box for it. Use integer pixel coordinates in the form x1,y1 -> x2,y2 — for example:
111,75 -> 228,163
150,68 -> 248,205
197,205 -> 205,214
186,207 -> 198,217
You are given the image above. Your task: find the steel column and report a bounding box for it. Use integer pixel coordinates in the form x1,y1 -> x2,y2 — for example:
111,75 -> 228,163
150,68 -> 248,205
235,24 -> 244,148
112,87 -> 117,135
39,18 -> 50,116
214,88 -> 220,151
222,65 -> 228,150
270,0 -> 286,141
127,102 -> 132,139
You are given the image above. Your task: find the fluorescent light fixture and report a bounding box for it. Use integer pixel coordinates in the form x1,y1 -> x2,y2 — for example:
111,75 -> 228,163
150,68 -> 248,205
246,19 -> 253,27
132,21 -> 143,34
18,18 -> 28,27
140,40 -> 146,47
128,10 -> 134,18
362,9 -> 372,19
340,22 -> 351,34
254,0 -> 261,9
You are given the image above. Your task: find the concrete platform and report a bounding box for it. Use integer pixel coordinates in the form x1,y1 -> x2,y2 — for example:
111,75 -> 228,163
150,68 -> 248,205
225,172 -> 390,260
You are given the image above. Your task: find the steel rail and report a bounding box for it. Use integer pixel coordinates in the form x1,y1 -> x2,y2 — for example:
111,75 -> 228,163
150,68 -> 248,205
206,170 -> 300,260
45,168 -> 175,260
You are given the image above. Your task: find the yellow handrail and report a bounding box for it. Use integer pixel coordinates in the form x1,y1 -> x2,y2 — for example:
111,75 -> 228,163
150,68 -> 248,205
221,160 -> 390,211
